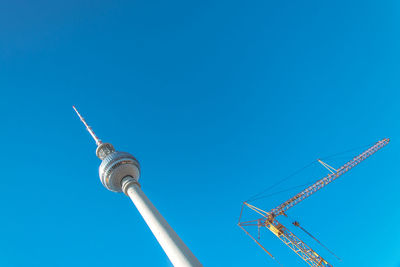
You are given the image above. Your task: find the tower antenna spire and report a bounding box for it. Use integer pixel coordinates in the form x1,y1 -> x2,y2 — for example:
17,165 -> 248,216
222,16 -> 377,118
73,106 -> 102,146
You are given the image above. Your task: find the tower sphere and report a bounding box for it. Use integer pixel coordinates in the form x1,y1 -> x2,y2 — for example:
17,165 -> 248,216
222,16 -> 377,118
99,150 -> 141,192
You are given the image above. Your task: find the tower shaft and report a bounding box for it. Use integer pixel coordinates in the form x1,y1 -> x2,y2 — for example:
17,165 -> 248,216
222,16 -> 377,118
122,177 -> 202,267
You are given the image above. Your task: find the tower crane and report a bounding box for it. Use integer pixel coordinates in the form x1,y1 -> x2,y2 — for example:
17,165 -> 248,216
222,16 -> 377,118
238,138 -> 390,266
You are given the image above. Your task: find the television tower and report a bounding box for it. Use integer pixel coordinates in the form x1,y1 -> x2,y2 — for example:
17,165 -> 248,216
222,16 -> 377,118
73,106 -> 202,267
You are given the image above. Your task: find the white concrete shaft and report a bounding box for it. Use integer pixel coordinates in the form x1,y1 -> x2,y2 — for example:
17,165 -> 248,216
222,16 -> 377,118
123,178 -> 202,267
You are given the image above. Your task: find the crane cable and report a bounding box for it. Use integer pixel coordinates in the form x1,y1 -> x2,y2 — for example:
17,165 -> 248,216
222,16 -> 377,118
290,219 -> 342,262
249,181 -> 317,202
246,160 -> 317,202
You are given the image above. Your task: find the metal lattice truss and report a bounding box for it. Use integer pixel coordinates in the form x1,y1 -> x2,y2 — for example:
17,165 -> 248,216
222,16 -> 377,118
238,138 -> 390,267
266,217 -> 331,267
270,138 -> 390,216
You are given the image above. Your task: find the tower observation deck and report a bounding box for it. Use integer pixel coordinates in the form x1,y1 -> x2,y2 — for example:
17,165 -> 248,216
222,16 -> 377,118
73,106 -> 202,267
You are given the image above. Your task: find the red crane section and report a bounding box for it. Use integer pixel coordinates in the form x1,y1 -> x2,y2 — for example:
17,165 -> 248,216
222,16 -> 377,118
270,138 -> 390,216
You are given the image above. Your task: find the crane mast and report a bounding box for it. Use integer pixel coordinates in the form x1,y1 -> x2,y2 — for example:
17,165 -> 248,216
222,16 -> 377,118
238,138 -> 390,266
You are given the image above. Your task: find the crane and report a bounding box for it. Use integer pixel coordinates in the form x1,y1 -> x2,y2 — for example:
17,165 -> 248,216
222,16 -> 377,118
238,138 -> 390,266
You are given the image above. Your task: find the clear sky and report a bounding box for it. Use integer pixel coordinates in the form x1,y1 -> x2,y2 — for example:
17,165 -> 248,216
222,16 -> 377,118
1,1 -> 399,266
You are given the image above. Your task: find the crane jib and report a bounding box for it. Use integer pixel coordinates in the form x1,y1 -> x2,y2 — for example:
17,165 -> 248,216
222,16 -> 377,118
269,138 -> 390,216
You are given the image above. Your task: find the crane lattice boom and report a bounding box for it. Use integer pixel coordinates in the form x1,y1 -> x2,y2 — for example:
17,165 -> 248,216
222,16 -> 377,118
270,138 -> 390,216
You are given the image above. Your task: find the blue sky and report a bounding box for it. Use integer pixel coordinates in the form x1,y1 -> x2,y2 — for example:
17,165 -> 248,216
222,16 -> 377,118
1,0 -> 399,266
